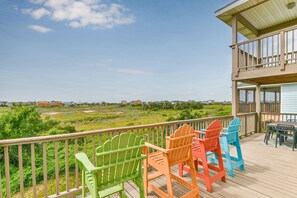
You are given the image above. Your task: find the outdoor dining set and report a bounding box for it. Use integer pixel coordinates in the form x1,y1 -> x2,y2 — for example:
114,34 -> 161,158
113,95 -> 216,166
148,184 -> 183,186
75,117 -> 245,198
264,119 -> 297,151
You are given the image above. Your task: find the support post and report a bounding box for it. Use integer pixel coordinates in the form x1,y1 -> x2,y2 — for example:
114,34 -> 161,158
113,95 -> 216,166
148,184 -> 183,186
280,31 -> 285,71
232,81 -> 238,117
232,15 -> 239,77
255,84 -> 261,133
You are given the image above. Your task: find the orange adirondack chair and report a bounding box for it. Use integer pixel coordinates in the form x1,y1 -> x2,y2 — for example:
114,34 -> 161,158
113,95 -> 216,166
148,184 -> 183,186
179,120 -> 226,192
143,124 -> 199,198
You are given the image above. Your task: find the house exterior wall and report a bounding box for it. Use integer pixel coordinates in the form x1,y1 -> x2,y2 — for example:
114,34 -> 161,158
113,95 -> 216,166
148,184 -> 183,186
281,83 -> 297,114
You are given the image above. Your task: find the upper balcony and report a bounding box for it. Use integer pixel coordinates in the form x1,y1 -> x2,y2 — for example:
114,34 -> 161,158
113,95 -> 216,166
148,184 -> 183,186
216,0 -> 297,84
234,25 -> 297,84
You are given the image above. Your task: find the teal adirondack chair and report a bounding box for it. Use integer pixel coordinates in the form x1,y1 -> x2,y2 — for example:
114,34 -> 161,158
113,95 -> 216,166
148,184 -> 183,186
208,117 -> 244,176
75,133 -> 147,198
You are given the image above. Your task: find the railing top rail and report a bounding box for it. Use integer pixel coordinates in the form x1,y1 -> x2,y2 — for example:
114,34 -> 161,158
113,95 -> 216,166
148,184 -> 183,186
261,112 -> 297,116
0,115 -> 234,146
237,112 -> 257,116
232,24 -> 297,47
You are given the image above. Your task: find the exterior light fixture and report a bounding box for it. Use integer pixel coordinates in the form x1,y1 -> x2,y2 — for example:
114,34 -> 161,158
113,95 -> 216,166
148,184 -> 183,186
285,0 -> 296,9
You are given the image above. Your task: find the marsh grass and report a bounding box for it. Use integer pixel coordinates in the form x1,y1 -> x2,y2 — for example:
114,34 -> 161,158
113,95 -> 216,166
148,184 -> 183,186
4,103 -> 231,197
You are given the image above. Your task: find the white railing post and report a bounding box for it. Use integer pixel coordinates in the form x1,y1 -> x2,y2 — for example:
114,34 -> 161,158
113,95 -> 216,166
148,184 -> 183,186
280,31 -> 285,71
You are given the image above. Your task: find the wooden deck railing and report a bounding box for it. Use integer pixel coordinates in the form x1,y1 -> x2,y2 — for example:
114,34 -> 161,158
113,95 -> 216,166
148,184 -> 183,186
239,103 -> 280,113
236,25 -> 297,72
0,113 -> 257,198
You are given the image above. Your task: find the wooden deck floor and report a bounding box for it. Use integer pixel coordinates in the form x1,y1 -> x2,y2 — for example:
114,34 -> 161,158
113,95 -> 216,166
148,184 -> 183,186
83,134 -> 297,198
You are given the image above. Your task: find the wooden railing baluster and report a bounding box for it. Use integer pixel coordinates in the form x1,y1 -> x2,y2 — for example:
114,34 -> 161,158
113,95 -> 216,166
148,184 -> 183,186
42,142 -> 48,198
65,140 -> 70,193
92,136 -> 96,164
4,146 -> 10,198
31,144 -> 37,198
18,145 -> 24,198
74,138 -> 79,189
55,141 -> 59,195
0,169 -> 2,198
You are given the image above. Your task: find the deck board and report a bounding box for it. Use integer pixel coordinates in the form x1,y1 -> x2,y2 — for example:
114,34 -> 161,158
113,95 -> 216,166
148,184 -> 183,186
78,134 -> 297,198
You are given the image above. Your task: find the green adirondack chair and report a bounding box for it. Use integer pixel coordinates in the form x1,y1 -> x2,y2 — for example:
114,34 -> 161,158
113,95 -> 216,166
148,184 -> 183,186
75,133 -> 146,198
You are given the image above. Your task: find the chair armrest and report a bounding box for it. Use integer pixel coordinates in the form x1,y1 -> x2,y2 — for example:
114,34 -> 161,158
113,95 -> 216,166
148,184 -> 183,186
145,142 -> 167,153
193,137 -> 204,142
75,152 -> 97,173
195,130 -> 206,134
220,132 -> 228,136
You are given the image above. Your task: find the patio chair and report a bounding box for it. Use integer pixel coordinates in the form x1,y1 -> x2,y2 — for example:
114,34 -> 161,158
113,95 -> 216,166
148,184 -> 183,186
75,133 -> 147,198
179,120 -> 226,192
144,124 -> 199,198
208,117 -> 244,176
275,124 -> 297,151
264,119 -> 275,144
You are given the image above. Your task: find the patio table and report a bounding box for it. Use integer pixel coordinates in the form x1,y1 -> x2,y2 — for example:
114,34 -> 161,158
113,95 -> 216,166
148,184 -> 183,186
267,121 -> 297,128
267,121 -> 297,149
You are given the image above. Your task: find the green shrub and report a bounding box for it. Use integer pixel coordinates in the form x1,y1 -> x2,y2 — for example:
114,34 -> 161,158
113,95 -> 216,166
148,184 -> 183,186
0,105 -> 76,195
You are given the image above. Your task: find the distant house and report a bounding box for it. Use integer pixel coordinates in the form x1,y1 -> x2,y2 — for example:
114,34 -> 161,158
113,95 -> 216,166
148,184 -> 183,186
121,100 -> 128,105
22,101 -> 36,106
201,100 -> 214,105
63,101 -> 75,106
134,100 -> 142,105
37,101 -> 50,107
50,101 -> 64,107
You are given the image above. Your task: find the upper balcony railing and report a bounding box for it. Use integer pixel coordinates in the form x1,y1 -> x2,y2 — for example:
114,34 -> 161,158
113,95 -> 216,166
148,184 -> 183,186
234,25 -> 297,74
0,114 -> 257,198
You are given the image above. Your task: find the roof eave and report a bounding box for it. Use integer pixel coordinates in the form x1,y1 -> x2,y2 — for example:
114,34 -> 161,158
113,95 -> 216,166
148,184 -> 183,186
215,0 -> 248,17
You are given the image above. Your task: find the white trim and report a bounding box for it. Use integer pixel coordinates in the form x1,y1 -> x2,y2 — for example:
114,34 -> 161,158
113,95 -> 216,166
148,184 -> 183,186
215,0 -> 248,17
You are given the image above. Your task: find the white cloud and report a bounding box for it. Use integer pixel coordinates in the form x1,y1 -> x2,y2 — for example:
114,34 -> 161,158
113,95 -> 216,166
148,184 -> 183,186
117,69 -> 155,76
23,0 -> 135,29
31,8 -> 50,19
21,8 -> 33,14
28,0 -> 45,4
28,25 -> 52,33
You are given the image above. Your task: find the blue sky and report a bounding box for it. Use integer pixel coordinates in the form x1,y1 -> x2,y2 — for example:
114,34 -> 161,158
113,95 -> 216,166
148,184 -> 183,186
0,0 -> 234,103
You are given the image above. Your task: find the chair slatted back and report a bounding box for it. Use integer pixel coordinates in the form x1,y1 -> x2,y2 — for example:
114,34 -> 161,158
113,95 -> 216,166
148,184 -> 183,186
204,120 -> 223,151
226,117 -> 241,144
166,124 -> 195,165
276,124 -> 295,133
96,133 -> 144,188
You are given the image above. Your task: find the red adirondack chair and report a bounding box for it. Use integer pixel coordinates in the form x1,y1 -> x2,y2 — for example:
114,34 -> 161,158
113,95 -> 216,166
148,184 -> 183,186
179,120 -> 226,192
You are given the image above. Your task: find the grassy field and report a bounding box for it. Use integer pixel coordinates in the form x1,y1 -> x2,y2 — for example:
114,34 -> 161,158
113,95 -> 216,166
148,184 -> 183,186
38,104 -> 232,132
2,103 -> 231,197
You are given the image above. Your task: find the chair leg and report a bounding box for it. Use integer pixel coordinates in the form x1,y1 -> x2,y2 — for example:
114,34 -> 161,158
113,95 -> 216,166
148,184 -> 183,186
224,148 -> 234,177
82,170 -> 86,198
265,132 -> 270,145
264,132 -> 268,144
235,139 -> 244,171
275,134 -> 278,148
187,157 -> 199,198
143,148 -> 148,196
136,163 -> 145,198
222,137 -> 233,177
194,158 -> 198,170
164,157 -> 174,198
216,149 -> 226,183
293,136 -> 296,151
179,162 -> 184,177
119,183 -> 129,198
201,154 -> 212,192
